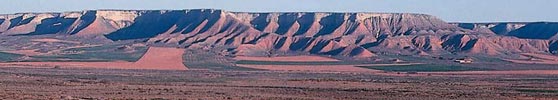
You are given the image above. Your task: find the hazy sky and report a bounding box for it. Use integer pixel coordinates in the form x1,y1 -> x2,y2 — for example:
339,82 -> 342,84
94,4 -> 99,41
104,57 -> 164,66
2,0 -> 557,22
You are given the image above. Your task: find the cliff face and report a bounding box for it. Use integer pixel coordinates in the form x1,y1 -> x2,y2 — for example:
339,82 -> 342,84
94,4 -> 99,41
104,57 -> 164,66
454,22 -> 558,40
0,9 -> 557,57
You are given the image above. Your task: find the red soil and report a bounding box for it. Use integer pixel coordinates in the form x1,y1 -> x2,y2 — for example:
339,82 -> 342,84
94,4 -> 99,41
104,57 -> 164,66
0,47 -> 187,70
131,47 -> 187,70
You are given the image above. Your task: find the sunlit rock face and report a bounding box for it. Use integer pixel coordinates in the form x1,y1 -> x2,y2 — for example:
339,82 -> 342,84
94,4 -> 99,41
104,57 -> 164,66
1,9 -> 557,57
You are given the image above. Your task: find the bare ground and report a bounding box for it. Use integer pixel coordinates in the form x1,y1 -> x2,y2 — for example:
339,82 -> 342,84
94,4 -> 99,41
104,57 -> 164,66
0,67 -> 557,99
0,47 -> 187,70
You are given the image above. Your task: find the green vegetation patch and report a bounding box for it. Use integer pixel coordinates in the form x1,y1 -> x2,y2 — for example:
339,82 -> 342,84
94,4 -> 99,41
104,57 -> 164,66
235,60 -> 370,65
28,45 -> 148,62
515,89 -> 558,93
63,45 -> 119,52
0,52 -> 24,62
357,64 -> 492,72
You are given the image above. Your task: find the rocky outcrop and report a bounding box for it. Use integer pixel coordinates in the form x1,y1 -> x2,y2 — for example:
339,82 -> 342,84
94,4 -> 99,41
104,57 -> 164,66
453,22 -> 558,40
452,23 -> 526,35
0,10 -> 136,36
0,9 -> 557,57
361,34 -> 554,56
508,22 -> 558,40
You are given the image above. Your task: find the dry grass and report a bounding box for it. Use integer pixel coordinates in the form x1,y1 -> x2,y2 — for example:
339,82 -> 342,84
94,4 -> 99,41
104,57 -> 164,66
1,67 -> 557,99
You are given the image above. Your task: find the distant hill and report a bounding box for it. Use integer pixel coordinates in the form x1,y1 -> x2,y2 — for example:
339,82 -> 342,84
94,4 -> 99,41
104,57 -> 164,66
1,9 -> 557,57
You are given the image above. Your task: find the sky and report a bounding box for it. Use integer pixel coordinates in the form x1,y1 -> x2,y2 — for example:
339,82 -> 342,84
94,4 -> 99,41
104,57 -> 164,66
1,0 -> 557,22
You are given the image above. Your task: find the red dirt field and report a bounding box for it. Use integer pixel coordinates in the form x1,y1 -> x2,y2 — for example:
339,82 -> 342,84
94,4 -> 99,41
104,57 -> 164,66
234,55 -> 340,62
0,47 -> 187,70
131,47 -> 187,70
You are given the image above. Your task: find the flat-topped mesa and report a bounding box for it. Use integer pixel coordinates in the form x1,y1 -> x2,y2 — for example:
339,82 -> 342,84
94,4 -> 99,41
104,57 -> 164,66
231,12 -> 441,22
453,22 -> 558,40
0,9 -> 461,37
231,12 -> 461,37
3,9 -> 557,57
452,22 -> 528,35
0,10 -> 137,35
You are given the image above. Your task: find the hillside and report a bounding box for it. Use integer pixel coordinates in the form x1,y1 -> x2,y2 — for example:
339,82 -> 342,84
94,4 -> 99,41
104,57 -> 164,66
0,9 -> 557,58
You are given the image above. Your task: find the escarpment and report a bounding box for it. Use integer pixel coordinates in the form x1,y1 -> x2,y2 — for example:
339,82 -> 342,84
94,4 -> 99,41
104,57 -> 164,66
1,9 -> 557,57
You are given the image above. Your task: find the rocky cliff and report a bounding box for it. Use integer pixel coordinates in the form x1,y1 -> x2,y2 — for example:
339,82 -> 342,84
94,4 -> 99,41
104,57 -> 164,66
1,9 -> 557,57
453,22 -> 558,40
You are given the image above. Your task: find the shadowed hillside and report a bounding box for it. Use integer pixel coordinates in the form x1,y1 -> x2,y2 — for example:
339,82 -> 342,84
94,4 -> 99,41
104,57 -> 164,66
1,9 -> 557,57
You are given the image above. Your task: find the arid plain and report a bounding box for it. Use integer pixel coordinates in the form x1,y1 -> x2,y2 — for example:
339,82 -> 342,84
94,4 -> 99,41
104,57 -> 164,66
1,43 -> 558,99
0,9 -> 558,99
